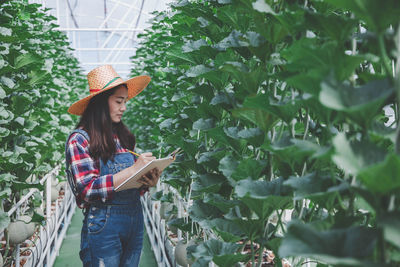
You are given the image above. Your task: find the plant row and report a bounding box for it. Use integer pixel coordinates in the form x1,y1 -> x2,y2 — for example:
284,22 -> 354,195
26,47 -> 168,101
126,0 -> 400,266
0,0 -> 83,265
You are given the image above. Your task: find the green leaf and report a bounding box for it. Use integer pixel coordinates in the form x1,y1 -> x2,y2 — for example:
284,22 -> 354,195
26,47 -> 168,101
235,178 -> 292,220
279,221 -> 378,266
193,118 -> 214,130
284,172 -> 348,208
14,53 -> 40,69
203,194 -> 238,214
325,0 -> 400,32
206,218 -> 244,242
231,158 -> 267,181
237,127 -> 264,147
0,211 -> 10,232
12,181 -> 44,191
219,155 -> 238,179
189,239 -> 248,267
0,26 -> 12,36
0,86 -> 5,99
167,217 -> 195,233
208,127 -> 242,152
0,188 -> 11,199
11,94 -> 31,115
192,174 -> 226,193
332,133 -> 387,176
357,153 -> 400,194
28,70 -> 50,86
232,107 -> 276,132
379,213 -> 400,249
166,46 -> 197,64
305,11 -> 357,42
189,200 -> 222,226
182,39 -> 208,53
320,77 -> 393,127
186,64 -> 212,77
1,76 -> 15,89
0,127 -> 10,137
219,62 -> 265,94
0,173 -> 17,182
252,0 -> 276,14
243,94 -> 301,123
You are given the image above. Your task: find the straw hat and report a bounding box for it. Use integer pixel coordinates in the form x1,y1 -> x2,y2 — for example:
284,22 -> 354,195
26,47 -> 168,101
68,65 -> 151,115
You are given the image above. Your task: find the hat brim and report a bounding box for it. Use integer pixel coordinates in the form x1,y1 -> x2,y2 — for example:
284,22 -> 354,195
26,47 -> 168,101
68,75 -> 151,116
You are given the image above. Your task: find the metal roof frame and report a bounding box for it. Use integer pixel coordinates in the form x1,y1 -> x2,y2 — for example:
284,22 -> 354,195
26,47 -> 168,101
30,0 -> 154,76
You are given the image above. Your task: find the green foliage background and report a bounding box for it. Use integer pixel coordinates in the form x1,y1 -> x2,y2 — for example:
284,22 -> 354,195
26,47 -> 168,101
126,0 -> 400,266
0,0 -> 84,229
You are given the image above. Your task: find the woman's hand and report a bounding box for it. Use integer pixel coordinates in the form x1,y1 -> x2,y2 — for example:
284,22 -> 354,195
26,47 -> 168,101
134,152 -> 156,170
139,168 -> 161,187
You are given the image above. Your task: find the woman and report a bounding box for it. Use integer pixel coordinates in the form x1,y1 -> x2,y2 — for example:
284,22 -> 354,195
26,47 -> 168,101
65,65 -> 159,267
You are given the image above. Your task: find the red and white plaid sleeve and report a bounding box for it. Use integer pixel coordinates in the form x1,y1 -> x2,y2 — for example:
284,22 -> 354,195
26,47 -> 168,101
66,133 -> 114,208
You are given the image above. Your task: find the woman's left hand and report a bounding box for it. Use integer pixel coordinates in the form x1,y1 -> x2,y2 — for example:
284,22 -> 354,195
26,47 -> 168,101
140,168 -> 161,187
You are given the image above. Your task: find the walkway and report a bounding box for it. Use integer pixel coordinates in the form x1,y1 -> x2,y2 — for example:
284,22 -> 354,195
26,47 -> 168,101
54,207 -> 157,267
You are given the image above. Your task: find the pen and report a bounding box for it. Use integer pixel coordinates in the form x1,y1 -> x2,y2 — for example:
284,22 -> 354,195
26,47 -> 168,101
127,150 -> 140,157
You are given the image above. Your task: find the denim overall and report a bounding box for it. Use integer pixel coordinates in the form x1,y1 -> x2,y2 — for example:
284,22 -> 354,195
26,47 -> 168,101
65,129 -> 143,267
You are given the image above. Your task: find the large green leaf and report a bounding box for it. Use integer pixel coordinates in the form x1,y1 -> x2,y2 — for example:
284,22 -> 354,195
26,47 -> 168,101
266,132 -> 323,170
208,127 -> 242,152
189,200 -> 223,226
231,158 -> 267,182
219,61 -> 266,94
14,53 -> 40,69
325,0 -> 400,32
235,178 -> 292,220
232,107 -> 277,132
357,153 -> 400,194
379,213 -> 400,249
243,93 -> 301,123
279,221 -> 378,266
219,155 -> 238,179
284,172 -> 348,208
166,45 -> 197,64
304,10 -> 357,42
192,174 -> 226,193
332,133 -> 387,176
0,211 -> 10,232
193,118 -> 215,131
237,127 -> 264,147
189,239 -> 249,267
320,77 -> 393,127
205,218 -> 245,242
203,194 -> 238,214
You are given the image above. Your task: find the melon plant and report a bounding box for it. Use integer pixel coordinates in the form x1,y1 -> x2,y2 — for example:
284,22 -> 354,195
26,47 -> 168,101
128,0 -> 400,266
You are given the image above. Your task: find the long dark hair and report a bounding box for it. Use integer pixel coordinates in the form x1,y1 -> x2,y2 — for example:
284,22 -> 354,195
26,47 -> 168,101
76,84 -> 136,163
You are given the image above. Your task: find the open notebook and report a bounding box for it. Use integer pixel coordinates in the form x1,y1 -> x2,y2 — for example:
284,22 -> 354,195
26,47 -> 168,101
115,148 -> 181,192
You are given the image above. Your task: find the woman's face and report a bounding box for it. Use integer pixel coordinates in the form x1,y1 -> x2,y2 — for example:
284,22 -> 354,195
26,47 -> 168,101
108,85 -> 128,123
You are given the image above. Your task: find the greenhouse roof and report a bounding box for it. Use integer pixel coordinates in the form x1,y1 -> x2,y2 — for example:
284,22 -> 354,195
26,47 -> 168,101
31,0 -> 171,79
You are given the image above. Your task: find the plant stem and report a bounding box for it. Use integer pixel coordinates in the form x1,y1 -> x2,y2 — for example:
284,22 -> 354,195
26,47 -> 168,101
251,239 -> 255,267
394,23 -> 400,154
302,108 -> 310,140
378,33 -> 393,80
378,228 -> 386,263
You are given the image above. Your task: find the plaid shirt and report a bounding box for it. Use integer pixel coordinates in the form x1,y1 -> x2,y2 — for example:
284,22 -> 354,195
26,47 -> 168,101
66,132 -> 140,209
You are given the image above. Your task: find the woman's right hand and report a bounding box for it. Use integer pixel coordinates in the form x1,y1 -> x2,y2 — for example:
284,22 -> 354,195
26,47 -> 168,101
133,152 -> 156,170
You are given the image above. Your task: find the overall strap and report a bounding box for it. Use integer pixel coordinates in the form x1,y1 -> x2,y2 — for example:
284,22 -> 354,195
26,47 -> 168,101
65,129 -> 90,197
